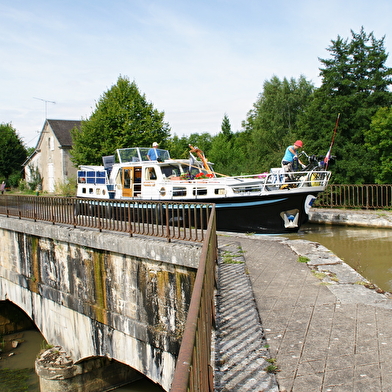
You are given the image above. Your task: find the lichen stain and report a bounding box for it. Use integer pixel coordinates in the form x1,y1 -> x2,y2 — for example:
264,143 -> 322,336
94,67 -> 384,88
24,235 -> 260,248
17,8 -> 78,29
92,251 -> 108,324
156,269 -> 170,300
29,236 -> 40,293
175,271 -> 195,324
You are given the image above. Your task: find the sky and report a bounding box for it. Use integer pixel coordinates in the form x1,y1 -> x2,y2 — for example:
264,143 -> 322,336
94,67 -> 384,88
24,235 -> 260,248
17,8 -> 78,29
1,0 -> 392,148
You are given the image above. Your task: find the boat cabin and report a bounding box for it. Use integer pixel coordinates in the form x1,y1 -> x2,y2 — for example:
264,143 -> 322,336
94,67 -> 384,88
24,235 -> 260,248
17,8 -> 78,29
76,147 -> 215,200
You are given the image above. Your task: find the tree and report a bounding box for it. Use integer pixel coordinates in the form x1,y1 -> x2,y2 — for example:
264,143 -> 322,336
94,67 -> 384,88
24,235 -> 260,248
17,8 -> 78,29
242,75 -> 314,173
71,76 -> 171,165
298,27 -> 392,183
167,132 -> 213,160
364,107 -> 392,183
0,123 -> 27,185
208,114 -> 241,175
221,113 -> 232,139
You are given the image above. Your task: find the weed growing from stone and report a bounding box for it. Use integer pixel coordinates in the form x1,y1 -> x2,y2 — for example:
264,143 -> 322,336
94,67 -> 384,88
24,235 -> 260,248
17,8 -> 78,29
298,256 -> 310,263
221,249 -> 244,264
264,358 -> 280,373
312,270 -> 327,280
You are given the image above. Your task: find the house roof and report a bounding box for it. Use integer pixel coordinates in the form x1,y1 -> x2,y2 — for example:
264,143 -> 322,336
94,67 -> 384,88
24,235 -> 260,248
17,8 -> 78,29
47,119 -> 82,147
23,119 -> 82,167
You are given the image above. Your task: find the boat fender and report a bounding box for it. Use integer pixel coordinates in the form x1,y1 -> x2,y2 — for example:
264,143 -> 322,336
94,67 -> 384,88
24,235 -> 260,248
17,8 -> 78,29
280,209 -> 299,228
304,195 -> 316,215
159,187 -> 166,196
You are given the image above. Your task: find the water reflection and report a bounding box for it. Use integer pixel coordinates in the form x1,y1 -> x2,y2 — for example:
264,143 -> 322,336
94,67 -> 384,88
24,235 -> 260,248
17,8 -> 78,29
282,223 -> 392,292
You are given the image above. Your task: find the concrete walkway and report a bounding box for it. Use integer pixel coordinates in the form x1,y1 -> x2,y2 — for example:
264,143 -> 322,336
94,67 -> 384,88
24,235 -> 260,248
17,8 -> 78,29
214,233 -> 392,392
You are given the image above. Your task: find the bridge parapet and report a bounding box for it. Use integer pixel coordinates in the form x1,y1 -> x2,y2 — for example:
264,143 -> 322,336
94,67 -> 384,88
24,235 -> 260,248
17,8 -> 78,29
0,217 -> 201,391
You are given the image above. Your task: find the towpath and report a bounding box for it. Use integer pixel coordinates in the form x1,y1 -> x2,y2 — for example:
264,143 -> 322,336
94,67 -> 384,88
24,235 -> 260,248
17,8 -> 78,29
214,230 -> 392,392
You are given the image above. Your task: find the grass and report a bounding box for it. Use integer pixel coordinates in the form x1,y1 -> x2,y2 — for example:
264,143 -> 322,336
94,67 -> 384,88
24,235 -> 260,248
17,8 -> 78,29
312,270 -> 327,279
298,256 -> 310,263
221,247 -> 245,264
264,358 -> 280,373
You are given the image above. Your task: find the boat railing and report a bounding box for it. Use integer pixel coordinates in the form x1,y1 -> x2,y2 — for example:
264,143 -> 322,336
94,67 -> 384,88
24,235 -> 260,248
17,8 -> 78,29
0,195 -> 212,243
204,169 -> 331,191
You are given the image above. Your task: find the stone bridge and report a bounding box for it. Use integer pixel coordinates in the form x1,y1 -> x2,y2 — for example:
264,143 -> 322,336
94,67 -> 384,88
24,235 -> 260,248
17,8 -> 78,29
0,217 -> 202,391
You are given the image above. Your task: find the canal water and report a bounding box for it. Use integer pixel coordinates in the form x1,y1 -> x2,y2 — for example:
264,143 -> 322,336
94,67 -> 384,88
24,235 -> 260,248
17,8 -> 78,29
282,223 -> 392,292
0,329 -> 164,391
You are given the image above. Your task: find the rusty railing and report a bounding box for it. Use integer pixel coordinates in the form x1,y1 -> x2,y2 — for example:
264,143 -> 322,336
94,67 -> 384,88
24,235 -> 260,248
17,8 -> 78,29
170,206 -> 217,392
0,195 -> 213,243
316,184 -> 392,209
0,194 -> 218,390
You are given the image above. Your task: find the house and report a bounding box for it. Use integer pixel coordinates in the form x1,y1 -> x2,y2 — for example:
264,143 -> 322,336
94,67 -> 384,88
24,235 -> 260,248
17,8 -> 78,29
24,119 -> 81,193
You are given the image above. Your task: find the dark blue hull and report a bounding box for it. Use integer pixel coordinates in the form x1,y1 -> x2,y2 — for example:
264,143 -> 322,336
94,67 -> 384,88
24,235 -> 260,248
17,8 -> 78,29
199,191 -> 319,234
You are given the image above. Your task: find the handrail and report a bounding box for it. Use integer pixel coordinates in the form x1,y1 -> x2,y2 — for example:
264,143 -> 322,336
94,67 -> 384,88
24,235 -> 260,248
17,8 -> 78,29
0,195 -> 213,243
316,184 -> 392,209
170,206 -> 216,392
0,194 -> 218,390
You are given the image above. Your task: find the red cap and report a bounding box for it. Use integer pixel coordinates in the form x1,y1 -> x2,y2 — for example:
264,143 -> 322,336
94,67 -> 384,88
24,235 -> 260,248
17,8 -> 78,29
294,140 -> 303,147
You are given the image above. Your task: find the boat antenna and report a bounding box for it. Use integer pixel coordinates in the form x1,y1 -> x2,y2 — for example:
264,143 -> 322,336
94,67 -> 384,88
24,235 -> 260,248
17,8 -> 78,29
324,113 -> 340,170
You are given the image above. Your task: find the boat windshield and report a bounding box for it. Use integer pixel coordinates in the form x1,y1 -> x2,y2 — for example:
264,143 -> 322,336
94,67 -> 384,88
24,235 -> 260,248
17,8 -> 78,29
179,163 -> 215,178
116,148 -> 170,163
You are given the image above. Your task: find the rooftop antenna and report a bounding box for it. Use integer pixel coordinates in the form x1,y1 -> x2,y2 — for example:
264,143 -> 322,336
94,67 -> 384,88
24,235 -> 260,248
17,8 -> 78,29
33,97 -> 56,119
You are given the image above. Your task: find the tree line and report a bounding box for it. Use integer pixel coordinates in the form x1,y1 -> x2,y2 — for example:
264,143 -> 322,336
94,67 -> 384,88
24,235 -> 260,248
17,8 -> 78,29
2,27 -> 392,187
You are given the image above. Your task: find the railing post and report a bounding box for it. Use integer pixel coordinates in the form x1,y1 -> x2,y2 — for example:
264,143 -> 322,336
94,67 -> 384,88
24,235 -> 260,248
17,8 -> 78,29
165,202 -> 171,243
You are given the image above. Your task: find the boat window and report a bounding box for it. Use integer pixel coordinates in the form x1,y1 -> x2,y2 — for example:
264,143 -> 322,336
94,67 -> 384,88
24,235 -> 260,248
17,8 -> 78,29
117,148 -> 170,163
146,167 -> 157,180
173,187 -> 187,196
115,170 -> 122,187
123,169 -> 131,188
214,188 -> 226,195
193,188 -> 207,196
161,165 -> 181,178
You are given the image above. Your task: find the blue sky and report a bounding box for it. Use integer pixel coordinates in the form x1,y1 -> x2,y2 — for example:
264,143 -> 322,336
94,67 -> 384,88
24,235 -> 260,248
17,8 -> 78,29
1,0 -> 392,147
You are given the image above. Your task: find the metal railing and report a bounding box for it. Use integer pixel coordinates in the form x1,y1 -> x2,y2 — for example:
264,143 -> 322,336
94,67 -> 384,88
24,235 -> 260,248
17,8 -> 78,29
316,184 -> 392,209
0,195 -> 213,243
170,206 -> 217,392
0,194 -> 218,391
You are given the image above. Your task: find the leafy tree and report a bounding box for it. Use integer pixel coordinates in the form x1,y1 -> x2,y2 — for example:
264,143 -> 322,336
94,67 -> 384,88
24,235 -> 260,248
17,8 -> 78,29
298,27 -> 392,183
243,75 -> 314,173
167,132 -> 213,160
0,123 -> 27,185
210,131 -> 250,176
208,114 -> 245,175
364,107 -> 392,183
221,113 -> 232,139
71,76 -> 171,165
26,164 -> 42,191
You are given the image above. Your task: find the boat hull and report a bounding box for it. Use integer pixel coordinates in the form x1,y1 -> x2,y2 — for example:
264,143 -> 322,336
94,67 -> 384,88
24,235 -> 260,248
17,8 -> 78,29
76,189 -> 319,234
211,191 -> 318,233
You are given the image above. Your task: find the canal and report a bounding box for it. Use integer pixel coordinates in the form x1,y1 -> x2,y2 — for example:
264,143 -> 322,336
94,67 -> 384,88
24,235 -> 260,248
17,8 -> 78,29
283,223 -> 392,292
0,329 -> 164,391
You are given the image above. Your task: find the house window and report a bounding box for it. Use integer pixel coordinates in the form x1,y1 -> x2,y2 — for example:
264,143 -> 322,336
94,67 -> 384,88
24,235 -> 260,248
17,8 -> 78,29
48,137 -> 54,151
